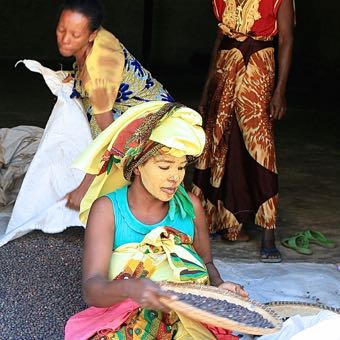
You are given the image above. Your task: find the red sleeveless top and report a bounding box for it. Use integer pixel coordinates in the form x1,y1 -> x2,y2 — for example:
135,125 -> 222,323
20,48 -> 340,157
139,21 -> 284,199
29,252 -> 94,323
212,0 -> 283,38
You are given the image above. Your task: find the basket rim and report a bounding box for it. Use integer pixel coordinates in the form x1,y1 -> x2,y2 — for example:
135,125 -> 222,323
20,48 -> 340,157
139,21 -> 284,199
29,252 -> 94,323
265,300 -> 340,318
159,282 -> 283,336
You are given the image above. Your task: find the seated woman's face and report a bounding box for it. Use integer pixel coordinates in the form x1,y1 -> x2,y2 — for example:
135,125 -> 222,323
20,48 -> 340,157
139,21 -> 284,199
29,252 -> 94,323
56,9 -> 92,58
138,154 -> 187,201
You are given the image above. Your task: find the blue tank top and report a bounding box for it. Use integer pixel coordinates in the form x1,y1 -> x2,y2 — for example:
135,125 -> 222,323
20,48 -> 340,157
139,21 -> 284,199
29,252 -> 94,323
106,186 -> 195,249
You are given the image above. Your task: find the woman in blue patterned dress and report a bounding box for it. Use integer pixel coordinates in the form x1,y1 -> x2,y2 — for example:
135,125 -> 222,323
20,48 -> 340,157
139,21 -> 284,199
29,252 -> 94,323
56,0 -> 173,209
70,31 -> 174,138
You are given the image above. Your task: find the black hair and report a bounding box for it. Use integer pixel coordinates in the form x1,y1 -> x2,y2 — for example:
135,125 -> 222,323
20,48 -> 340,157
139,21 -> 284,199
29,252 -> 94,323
60,0 -> 103,31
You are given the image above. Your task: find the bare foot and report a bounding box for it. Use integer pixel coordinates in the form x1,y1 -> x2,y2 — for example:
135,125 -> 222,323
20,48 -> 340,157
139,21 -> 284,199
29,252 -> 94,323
221,229 -> 250,242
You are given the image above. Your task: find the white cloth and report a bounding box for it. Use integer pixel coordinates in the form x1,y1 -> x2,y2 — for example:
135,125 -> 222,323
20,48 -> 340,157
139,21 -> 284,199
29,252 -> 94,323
0,125 -> 43,207
215,261 -> 340,309
0,125 -> 43,235
215,261 -> 340,340
258,311 -> 340,340
0,60 -> 92,247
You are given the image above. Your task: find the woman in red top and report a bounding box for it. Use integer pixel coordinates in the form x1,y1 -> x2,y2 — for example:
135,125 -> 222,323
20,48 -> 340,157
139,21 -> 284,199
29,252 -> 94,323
192,0 -> 294,262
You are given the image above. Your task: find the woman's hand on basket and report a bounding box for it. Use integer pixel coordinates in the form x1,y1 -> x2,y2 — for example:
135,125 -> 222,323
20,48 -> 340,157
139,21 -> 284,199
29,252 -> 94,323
218,281 -> 249,298
127,279 -> 176,312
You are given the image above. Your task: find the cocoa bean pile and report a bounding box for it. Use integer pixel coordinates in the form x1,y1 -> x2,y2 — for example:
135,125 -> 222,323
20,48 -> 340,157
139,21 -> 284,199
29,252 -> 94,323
0,228 -> 86,339
169,291 -> 274,329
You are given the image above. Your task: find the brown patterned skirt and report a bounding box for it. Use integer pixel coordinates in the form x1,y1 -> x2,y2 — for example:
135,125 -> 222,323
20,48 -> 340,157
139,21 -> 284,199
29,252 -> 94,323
192,36 -> 278,240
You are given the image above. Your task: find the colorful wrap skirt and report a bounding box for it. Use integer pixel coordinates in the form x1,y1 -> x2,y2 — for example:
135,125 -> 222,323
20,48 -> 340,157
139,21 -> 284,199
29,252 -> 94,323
65,227 -> 237,339
193,36 -> 278,240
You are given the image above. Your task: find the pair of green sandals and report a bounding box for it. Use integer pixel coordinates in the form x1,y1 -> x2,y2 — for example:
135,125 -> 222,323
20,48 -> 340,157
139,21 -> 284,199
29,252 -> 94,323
281,230 -> 336,255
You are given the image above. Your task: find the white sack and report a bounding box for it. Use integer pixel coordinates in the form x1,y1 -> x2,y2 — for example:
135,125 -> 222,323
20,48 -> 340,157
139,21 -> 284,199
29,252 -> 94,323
0,60 -> 92,247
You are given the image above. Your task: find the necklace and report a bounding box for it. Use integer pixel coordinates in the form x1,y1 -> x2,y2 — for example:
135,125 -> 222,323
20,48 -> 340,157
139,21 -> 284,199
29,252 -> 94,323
235,0 -> 249,23
235,0 -> 248,7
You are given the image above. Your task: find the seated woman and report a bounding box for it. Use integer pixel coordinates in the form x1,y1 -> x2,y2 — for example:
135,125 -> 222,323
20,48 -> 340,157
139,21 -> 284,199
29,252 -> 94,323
65,101 -> 248,339
56,0 -> 173,209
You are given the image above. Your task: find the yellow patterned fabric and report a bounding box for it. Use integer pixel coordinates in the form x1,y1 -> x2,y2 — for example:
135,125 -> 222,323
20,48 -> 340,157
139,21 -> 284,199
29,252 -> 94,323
77,28 -> 124,115
219,0 -> 262,41
216,0 -> 284,41
73,101 -> 205,224
109,226 -> 209,285
85,29 -> 124,115
72,28 -> 173,139
89,226 -> 215,340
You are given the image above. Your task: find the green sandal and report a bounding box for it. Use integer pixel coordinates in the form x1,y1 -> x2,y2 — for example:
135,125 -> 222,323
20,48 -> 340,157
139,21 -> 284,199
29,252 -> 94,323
281,234 -> 313,255
302,230 -> 336,248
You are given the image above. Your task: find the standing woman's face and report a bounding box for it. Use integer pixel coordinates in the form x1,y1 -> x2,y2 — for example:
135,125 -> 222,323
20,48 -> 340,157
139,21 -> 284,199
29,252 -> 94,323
56,9 -> 96,58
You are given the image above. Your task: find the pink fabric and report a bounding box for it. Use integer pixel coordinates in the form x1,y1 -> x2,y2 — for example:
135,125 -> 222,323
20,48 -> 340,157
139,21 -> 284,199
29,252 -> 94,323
205,324 -> 239,340
64,299 -> 140,340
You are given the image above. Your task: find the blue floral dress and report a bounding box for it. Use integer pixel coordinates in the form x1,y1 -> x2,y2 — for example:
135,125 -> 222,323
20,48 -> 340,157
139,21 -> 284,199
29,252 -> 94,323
112,46 -> 174,117
71,28 -> 174,137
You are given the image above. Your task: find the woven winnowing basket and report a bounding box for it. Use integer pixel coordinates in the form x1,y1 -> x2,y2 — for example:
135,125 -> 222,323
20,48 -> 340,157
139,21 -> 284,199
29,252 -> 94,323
265,301 -> 340,320
159,282 -> 282,336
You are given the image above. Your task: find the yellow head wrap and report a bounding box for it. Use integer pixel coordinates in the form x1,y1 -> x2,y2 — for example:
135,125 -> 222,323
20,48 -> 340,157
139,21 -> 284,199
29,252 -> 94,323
73,101 -> 205,224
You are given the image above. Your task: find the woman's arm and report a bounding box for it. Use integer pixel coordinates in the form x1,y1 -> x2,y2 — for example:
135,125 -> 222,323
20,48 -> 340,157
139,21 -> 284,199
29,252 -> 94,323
89,80 -> 116,131
65,173 -> 95,210
270,0 -> 294,120
85,33 -> 124,131
82,196 -> 172,309
82,196 -> 123,306
198,28 -> 224,115
94,111 -> 114,131
190,193 -> 248,297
